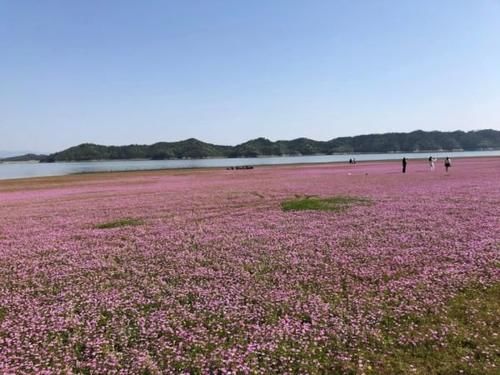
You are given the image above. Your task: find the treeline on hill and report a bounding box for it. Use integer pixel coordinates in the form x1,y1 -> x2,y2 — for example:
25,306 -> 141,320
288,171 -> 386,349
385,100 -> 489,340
39,129 -> 500,162
0,153 -> 48,162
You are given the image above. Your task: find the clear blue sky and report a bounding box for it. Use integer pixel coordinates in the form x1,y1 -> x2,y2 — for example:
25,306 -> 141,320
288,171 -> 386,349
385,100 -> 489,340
1,0 -> 499,153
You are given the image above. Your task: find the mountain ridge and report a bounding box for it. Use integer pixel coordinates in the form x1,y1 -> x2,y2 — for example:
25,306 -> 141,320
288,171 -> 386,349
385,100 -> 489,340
25,129 -> 500,163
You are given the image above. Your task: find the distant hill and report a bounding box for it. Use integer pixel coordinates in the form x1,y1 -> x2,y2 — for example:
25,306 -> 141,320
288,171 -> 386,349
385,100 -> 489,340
0,150 -> 38,158
41,139 -> 233,162
0,153 -> 47,162
39,129 -> 500,162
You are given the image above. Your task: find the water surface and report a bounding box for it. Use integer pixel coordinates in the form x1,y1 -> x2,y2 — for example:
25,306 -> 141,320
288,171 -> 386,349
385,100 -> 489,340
1,150 -> 499,180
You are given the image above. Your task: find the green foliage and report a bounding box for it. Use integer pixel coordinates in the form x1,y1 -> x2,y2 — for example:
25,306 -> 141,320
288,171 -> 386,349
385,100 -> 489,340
281,196 -> 372,212
0,153 -> 47,162
95,218 -> 143,229
38,130 -> 500,162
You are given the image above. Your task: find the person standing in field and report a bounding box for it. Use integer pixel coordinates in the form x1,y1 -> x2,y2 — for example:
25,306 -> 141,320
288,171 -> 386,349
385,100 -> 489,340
444,157 -> 451,172
402,157 -> 407,173
428,156 -> 435,171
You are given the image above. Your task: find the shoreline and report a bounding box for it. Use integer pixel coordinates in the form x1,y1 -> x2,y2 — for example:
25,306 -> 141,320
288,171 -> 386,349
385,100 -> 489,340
1,155 -> 499,190
1,150 -> 500,183
8,147 -> 500,165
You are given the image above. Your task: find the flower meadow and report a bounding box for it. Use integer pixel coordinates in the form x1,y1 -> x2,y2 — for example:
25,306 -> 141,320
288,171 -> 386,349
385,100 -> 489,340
0,159 -> 499,374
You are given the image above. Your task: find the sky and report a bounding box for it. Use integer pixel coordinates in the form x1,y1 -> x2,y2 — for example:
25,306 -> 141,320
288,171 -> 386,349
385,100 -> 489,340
1,0 -> 500,153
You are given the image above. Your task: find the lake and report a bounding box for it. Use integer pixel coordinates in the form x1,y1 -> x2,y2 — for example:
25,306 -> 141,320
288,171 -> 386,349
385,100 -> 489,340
1,150 -> 499,180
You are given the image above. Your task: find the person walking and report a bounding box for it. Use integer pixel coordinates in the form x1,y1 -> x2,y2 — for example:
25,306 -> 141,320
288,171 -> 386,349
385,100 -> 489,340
444,157 -> 451,173
402,157 -> 407,173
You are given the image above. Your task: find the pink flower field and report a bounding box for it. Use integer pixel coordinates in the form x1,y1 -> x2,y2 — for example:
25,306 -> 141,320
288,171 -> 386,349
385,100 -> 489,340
0,158 -> 499,374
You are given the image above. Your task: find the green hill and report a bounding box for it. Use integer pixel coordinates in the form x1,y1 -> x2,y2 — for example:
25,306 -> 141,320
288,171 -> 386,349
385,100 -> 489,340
0,153 -> 47,162
39,129 -> 500,162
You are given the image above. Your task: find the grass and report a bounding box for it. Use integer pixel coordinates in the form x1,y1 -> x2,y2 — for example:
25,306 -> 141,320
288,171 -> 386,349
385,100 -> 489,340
367,283 -> 500,374
281,195 -> 372,212
252,283 -> 500,374
0,306 -> 7,322
95,218 -> 143,229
